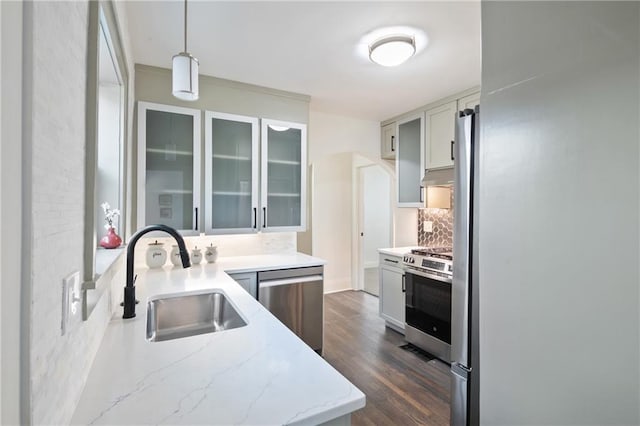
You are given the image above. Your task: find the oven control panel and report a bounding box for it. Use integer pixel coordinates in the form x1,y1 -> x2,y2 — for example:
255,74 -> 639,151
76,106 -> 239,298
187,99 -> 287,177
403,254 -> 453,278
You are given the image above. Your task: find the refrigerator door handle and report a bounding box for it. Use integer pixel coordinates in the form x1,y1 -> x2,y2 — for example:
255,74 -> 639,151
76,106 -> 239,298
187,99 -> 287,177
451,113 -> 474,367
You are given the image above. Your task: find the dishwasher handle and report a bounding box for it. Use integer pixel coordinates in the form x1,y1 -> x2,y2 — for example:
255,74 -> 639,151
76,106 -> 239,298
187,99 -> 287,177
259,275 -> 323,288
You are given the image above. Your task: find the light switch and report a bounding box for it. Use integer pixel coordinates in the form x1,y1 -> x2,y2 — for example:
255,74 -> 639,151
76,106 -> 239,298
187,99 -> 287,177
61,271 -> 81,335
423,221 -> 433,233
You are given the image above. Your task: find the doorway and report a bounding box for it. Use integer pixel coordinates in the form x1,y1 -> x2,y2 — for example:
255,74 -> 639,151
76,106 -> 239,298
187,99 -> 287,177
358,164 -> 392,296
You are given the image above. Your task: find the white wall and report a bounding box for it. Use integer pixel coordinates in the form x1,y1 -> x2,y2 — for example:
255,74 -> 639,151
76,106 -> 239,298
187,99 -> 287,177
309,110 -> 382,292
480,2 -> 639,424
0,2 -> 23,423
309,109 -> 416,292
313,153 -> 354,292
17,2 -> 136,424
308,110 -> 380,162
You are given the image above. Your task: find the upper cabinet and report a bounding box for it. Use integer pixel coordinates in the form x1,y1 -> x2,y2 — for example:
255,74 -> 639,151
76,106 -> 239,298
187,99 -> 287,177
383,88 -> 479,207
396,113 -> 424,207
381,122 -> 397,160
138,102 -> 307,235
458,91 -> 481,112
204,112 -> 259,234
261,120 -> 307,232
425,100 -> 457,170
137,102 -> 201,235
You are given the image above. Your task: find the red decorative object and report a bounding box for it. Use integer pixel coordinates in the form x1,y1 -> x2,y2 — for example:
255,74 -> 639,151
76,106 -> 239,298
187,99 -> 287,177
100,227 -> 122,249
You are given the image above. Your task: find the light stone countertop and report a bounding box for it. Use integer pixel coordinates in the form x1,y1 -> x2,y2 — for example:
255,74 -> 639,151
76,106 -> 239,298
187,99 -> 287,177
71,253 -> 365,425
377,246 -> 422,257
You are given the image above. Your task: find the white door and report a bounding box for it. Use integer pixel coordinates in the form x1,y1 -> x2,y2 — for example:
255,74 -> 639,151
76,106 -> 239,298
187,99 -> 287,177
358,165 -> 392,296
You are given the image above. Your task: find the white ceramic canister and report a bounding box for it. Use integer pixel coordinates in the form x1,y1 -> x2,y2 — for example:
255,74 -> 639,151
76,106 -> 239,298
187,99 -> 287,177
191,246 -> 203,264
146,240 -> 167,268
204,244 -> 218,263
170,245 -> 182,266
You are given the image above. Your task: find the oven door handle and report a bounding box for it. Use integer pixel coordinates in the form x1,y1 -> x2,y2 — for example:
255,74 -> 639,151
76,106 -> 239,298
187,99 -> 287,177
404,267 -> 452,284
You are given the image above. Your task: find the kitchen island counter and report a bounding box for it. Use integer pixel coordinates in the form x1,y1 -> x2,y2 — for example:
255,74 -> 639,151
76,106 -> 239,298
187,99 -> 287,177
71,253 -> 364,425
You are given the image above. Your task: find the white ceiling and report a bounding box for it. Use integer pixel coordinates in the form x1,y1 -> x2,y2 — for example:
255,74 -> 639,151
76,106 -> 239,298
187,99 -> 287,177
124,1 -> 481,121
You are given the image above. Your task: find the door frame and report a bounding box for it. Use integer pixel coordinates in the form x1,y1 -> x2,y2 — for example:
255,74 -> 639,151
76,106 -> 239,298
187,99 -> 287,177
352,162 -> 394,292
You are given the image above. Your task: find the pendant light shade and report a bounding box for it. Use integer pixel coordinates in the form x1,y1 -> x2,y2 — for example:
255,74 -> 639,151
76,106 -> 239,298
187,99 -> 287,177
172,0 -> 199,101
172,53 -> 199,101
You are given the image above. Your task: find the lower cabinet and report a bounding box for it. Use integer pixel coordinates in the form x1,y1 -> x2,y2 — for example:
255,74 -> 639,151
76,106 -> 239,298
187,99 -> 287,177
227,271 -> 258,298
379,254 -> 405,333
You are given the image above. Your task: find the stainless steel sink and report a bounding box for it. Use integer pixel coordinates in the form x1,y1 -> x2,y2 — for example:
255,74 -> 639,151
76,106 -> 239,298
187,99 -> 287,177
146,290 -> 247,342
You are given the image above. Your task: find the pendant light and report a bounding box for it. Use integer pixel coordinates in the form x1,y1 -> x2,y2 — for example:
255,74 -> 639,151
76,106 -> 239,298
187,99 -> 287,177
172,0 -> 199,101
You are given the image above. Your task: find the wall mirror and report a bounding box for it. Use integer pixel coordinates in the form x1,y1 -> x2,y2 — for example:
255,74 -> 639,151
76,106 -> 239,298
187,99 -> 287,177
83,1 -> 129,319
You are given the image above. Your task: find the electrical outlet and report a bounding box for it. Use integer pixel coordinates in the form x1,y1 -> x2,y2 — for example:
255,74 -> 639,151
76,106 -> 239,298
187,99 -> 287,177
61,271 -> 81,336
423,221 -> 433,233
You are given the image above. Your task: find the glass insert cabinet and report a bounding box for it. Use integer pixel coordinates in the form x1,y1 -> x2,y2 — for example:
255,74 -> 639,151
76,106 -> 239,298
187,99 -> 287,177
137,102 -> 307,235
137,102 -> 201,235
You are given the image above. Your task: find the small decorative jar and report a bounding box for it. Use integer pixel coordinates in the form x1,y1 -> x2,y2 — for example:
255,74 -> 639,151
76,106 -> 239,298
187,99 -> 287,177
191,246 -> 202,264
170,245 -> 183,266
204,244 -> 218,263
146,240 -> 166,268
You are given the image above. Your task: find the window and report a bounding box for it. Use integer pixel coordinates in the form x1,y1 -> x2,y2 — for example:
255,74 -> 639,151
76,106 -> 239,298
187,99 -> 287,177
83,1 -> 129,319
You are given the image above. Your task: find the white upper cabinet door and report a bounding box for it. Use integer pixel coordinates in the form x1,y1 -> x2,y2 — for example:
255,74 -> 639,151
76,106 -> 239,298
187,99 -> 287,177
204,111 -> 259,234
137,102 -> 201,235
260,119 -> 307,232
381,122 -> 397,160
396,113 -> 425,207
425,100 -> 457,170
458,91 -> 481,112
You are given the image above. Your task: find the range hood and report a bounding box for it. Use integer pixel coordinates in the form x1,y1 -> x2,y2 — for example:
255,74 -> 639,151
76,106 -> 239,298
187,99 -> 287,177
421,167 -> 454,187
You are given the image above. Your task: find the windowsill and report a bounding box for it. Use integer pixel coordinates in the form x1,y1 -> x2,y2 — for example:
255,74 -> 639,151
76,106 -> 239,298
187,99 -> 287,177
95,246 -> 125,277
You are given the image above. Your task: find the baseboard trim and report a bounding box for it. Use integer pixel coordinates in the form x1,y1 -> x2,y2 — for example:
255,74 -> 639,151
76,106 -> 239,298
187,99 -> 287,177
324,288 -> 354,295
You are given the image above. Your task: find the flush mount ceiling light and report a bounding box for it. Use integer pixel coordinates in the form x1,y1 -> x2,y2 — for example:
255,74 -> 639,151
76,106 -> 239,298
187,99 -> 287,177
172,0 -> 199,101
268,125 -> 290,132
369,35 -> 416,67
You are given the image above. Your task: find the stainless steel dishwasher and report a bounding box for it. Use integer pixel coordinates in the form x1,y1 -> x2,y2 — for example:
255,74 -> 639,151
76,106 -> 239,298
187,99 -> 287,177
258,266 -> 324,353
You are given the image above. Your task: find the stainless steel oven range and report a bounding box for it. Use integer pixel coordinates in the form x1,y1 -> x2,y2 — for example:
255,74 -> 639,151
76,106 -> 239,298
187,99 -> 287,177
403,247 -> 453,363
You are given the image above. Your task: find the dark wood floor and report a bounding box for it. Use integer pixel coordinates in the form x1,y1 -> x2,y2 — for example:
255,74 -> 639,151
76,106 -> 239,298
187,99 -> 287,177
323,290 -> 450,426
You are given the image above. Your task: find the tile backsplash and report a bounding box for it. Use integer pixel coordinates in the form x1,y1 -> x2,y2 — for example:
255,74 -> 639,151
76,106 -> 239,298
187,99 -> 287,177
418,188 -> 454,247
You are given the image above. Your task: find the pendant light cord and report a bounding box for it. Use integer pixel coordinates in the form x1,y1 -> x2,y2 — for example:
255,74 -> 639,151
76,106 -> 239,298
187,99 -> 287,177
183,0 -> 188,52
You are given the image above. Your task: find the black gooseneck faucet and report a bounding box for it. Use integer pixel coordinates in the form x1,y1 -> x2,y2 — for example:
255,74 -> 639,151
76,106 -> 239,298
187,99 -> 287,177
123,224 -> 191,319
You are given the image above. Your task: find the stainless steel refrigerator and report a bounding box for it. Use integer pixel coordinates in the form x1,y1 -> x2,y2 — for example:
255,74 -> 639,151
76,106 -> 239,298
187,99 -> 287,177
451,106 -> 480,426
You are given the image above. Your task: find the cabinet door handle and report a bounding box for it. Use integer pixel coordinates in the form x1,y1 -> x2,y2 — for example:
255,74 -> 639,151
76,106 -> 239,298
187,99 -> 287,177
263,207 -> 267,228
253,207 -> 257,229
194,207 -> 198,231
384,258 -> 399,264
451,140 -> 455,161
420,186 -> 424,203
402,274 -> 406,292
391,135 -> 395,152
